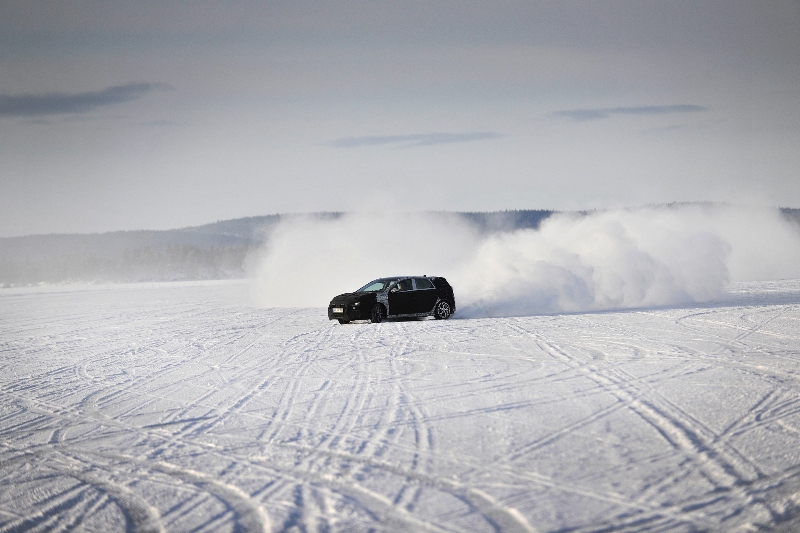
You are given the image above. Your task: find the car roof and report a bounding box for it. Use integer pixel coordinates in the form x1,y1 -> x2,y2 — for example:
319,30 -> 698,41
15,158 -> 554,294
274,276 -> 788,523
372,276 -> 433,282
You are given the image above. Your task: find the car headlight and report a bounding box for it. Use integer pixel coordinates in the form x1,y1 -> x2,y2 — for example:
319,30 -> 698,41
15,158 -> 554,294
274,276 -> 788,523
352,302 -> 360,307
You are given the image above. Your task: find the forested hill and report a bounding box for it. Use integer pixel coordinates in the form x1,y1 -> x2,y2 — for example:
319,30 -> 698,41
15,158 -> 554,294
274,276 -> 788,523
783,207 -> 800,226
3,207 -> 797,286
0,210 -> 553,285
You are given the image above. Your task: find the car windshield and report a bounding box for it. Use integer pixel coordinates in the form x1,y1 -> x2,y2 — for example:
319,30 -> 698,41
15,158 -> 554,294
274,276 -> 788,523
356,279 -> 397,292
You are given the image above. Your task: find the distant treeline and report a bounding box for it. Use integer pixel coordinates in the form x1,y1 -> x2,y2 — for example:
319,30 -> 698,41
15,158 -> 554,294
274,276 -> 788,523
0,210 -> 552,286
1,206 -> 797,286
0,244 -> 251,285
452,209 -> 554,233
783,208 -> 800,227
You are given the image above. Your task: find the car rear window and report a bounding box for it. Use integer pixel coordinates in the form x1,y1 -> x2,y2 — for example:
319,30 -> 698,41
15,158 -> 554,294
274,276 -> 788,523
414,278 -> 435,290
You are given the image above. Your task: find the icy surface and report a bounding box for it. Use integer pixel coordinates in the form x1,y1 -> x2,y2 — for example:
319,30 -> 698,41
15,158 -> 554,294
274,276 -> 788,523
2,280 -> 800,532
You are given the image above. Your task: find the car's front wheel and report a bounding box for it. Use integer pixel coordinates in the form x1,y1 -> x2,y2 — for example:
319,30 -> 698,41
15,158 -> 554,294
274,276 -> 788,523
370,304 -> 384,323
434,301 -> 451,320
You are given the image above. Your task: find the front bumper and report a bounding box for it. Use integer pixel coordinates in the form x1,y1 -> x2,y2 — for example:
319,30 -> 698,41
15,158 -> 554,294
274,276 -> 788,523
328,305 -> 347,321
328,302 -> 369,321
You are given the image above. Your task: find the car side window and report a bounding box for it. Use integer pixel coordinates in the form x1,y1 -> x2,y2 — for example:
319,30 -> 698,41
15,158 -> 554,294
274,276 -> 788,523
414,277 -> 434,290
395,279 -> 413,291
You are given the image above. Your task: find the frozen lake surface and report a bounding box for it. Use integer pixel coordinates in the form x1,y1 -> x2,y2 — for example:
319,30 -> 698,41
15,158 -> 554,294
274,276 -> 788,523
2,280 -> 800,532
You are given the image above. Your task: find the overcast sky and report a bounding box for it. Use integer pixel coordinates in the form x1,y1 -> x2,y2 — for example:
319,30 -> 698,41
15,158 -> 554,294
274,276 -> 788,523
1,1 -> 798,237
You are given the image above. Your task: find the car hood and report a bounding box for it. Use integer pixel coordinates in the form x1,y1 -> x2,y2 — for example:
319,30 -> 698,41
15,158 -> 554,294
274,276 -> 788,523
330,292 -> 366,303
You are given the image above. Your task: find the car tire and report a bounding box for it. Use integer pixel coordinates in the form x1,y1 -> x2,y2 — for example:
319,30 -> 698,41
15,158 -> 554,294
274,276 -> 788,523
370,304 -> 384,324
338,318 -> 350,325
434,301 -> 451,320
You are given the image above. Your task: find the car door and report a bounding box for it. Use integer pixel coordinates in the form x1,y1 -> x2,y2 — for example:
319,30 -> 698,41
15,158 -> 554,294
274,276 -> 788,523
413,277 -> 438,313
387,278 -> 414,315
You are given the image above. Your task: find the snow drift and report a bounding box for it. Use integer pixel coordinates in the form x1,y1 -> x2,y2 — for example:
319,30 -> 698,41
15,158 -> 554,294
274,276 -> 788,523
246,205 -> 800,317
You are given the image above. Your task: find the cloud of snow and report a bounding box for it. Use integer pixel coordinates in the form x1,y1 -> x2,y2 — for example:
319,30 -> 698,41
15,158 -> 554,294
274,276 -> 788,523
246,205 -> 800,316
245,212 -> 479,308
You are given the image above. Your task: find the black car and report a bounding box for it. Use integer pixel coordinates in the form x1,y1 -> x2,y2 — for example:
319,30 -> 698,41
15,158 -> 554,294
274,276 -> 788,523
328,276 -> 456,324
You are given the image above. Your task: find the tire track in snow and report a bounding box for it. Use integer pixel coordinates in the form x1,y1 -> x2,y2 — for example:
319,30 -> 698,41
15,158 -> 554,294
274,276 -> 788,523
346,326 -> 436,518
441,322 -> 724,527
265,323 -> 379,532
0,473 -> 97,533
0,310 -> 548,528
675,306 -> 799,361
351,322 -> 536,532
275,322 -> 429,531
505,320 -> 764,530
281,442 -> 538,533
151,460 -> 270,533
511,311 -> 800,531
266,320 -> 537,532
4,284 -> 800,531
254,324 -> 346,446
63,468 -> 165,533
209,321 -> 371,530
0,448 -> 165,533
2,389 -> 274,532
721,390 -> 800,442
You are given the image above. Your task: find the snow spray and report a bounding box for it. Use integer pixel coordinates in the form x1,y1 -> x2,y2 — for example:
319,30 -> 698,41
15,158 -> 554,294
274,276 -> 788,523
246,205 -> 800,317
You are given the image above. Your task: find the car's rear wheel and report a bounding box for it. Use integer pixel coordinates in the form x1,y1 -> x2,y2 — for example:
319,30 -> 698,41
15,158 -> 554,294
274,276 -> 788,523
370,304 -> 384,323
338,318 -> 350,324
434,301 -> 451,320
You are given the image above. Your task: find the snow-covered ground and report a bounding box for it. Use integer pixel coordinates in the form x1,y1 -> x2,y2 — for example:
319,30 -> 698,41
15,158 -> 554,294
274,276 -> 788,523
2,280 -> 800,532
